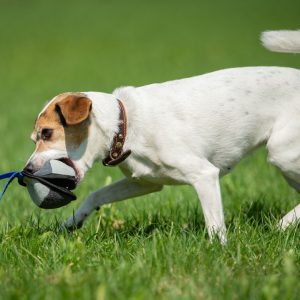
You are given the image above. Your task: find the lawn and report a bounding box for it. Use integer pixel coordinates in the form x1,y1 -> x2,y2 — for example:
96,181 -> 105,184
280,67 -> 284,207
0,0 -> 300,299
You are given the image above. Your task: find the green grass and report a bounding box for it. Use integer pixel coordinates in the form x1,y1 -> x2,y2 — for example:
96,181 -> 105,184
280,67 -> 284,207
0,0 -> 300,299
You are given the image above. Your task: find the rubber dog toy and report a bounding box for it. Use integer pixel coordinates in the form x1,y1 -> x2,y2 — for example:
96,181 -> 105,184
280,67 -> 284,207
0,160 -> 77,209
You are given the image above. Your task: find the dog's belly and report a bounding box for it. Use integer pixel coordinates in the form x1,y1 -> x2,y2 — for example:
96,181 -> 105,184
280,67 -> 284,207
119,142 -> 254,184
119,158 -> 184,185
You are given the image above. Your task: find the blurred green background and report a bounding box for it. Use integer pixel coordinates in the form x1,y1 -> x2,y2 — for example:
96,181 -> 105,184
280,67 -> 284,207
0,0 -> 300,299
1,0 -> 300,222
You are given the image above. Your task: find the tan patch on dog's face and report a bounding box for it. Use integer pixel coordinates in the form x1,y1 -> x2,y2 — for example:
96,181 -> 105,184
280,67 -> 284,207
31,93 -> 91,155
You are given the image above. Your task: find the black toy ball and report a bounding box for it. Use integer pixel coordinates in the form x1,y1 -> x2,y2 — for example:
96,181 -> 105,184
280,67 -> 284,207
21,160 -> 77,209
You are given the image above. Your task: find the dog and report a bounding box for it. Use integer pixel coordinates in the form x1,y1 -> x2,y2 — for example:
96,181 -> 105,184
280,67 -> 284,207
25,30 -> 300,243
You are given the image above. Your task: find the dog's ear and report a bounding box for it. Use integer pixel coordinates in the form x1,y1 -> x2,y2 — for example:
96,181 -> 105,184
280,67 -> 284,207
55,94 -> 92,126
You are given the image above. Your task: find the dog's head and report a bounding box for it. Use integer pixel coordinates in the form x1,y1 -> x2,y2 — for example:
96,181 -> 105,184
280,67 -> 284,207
25,92 -> 93,183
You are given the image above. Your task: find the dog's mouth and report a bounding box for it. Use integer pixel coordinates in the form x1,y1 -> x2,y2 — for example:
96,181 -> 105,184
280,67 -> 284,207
58,157 -> 81,184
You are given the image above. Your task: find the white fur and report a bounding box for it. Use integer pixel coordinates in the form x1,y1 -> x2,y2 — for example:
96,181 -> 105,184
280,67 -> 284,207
261,30 -> 300,53
29,30 -> 300,242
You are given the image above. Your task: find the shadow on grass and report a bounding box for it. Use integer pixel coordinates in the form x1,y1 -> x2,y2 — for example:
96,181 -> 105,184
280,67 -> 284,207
98,211 -> 207,239
239,197 -> 284,225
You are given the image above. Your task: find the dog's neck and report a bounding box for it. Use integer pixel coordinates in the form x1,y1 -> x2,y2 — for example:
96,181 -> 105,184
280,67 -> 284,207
102,99 -> 131,166
83,92 -> 122,166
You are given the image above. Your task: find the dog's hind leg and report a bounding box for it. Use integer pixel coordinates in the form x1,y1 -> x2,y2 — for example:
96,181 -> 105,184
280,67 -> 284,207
278,176 -> 300,228
62,178 -> 162,230
279,203 -> 300,229
267,119 -> 300,229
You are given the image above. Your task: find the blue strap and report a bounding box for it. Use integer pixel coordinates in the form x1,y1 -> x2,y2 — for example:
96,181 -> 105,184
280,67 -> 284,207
0,172 -> 24,201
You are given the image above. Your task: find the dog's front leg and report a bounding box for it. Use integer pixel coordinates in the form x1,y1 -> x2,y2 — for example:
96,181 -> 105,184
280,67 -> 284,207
63,178 -> 163,230
191,161 -> 227,244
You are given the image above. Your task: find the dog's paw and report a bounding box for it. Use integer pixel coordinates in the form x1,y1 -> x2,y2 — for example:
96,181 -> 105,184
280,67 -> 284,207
60,217 -> 83,232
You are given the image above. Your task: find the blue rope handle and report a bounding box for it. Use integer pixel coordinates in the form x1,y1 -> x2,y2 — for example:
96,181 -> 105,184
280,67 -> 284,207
0,172 -> 24,201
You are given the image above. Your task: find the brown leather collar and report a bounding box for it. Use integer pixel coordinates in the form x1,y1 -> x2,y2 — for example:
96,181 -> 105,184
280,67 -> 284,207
102,99 -> 131,166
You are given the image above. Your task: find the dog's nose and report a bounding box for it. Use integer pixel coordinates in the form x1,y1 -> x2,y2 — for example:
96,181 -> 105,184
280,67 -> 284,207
23,162 -> 34,174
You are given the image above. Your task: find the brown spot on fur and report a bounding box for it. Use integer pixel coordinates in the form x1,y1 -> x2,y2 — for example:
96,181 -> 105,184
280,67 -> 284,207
32,92 -> 91,154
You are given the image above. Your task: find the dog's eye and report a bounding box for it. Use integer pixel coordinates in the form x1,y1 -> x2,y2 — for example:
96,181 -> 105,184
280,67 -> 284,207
41,128 -> 53,141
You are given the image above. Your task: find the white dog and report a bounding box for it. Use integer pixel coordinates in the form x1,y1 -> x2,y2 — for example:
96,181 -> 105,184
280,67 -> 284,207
25,30 -> 300,243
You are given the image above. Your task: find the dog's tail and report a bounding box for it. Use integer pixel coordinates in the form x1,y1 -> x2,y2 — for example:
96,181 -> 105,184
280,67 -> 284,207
261,30 -> 300,53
